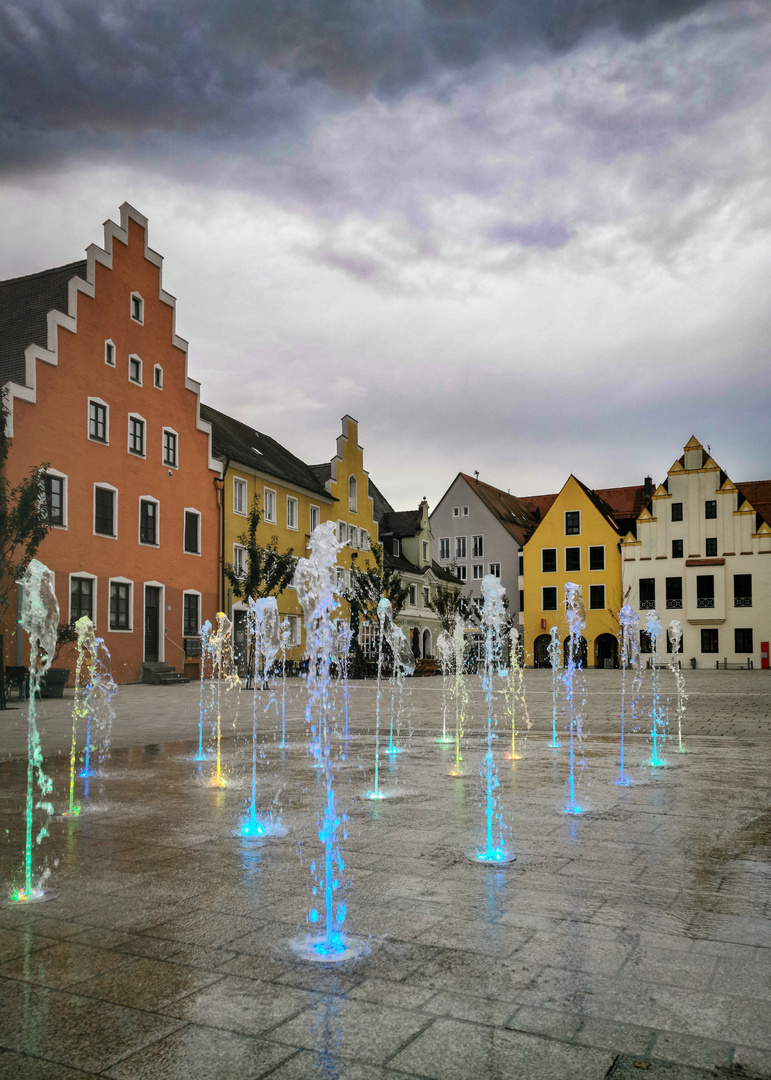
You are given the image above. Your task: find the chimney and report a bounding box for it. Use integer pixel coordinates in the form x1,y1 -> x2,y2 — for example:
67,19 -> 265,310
644,476 -> 653,497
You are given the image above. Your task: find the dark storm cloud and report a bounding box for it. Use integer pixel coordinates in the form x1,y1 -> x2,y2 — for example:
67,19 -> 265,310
0,0 -> 717,171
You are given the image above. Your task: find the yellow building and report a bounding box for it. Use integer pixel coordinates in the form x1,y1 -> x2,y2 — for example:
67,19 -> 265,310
523,475 -> 646,668
201,403 -> 337,665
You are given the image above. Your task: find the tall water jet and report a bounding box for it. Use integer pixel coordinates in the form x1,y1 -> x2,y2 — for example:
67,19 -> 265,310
450,615 -> 468,776
336,619 -> 352,741
475,575 -> 515,864
645,610 -> 668,767
293,521 -> 353,960
563,582 -> 586,815
382,609 -> 415,756
667,619 -> 688,753
209,612 -> 239,787
615,605 -> 640,786
436,629 -> 454,744
195,619 -> 213,761
278,618 -> 291,747
239,597 -> 280,837
504,627 -> 530,761
65,616 -> 116,811
9,560 -> 58,903
548,626 -> 561,748
367,597 -> 391,800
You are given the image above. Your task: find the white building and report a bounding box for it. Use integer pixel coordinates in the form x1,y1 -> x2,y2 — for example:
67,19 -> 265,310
621,437 -> 771,669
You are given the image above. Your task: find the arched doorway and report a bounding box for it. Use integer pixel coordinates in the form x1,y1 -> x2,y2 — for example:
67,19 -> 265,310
533,634 -> 551,668
563,635 -> 587,668
422,627 -> 432,658
595,633 -> 618,668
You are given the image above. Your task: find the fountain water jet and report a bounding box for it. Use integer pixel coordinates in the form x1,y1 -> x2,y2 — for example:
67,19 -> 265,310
238,597 -> 281,837
194,620 -> 213,761
64,616 -> 116,813
504,627 -> 530,761
563,582 -> 586,814
645,610 -> 669,767
335,619 -> 352,741
208,612 -> 239,787
615,605 -> 640,786
435,629 -> 454,744
366,598 -> 391,800
450,615 -> 468,777
548,626 -> 561,748
667,619 -> 688,752
382,608 -> 415,756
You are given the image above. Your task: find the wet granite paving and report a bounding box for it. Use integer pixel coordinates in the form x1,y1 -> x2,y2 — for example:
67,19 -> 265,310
0,670 -> 769,1079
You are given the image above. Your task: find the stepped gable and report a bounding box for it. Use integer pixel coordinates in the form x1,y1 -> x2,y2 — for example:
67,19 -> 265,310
460,472 -> 543,544
0,260 -> 88,387
736,480 -> 771,529
201,403 -> 330,498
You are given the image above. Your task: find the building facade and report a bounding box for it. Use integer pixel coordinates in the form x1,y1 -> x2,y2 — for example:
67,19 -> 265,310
0,204 -> 220,683
622,437 -> 771,669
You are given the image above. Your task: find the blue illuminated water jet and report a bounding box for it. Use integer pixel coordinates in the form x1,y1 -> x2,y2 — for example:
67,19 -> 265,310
563,582 -> 586,815
646,610 -> 668,767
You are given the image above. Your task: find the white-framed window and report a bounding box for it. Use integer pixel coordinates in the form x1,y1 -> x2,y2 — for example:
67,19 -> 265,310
338,519 -> 348,544
489,563 -> 501,578
233,477 -> 247,515
233,544 -> 247,575
130,292 -> 144,324
452,507 -> 459,518
128,354 -> 142,385
153,365 -> 163,389
359,529 -> 369,550
348,475 -> 358,513
336,567 -> 351,592
43,469 -> 67,529
457,565 -> 467,582
423,586 -> 430,607
109,577 -> 133,631
182,591 -> 201,638
162,428 -> 178,468
287,496 -> 298,530
70,573 -> 96,623
264,488 -> 276,524
589,546 -> 605,571
88,398 -> 109,444
589,584 -> 605,610
139,497 -> 159,546
310,505 -> 320,533
286,614 -> 301,646
462,506 -> 469,517
422,540 -> 429,562
439,537 -> 450,560
542,548 -> 557,573
393,538 -> 400,557
565,510 -> 580,536
94,484 -> 117,538
542,586 -> 558,611
128,413 -> 146,457
472,564 -> 484,579
472,535 -> 483,558
455,536 -> 466,559
409,584 -> 417,606
104,340 -> 115,366
184,508 -> 201,555
347,524 -> 357,548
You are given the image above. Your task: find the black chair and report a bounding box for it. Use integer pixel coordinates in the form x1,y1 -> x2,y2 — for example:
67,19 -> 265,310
5,666 -> 30,702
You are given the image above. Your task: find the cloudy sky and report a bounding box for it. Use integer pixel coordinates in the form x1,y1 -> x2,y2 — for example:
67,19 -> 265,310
2,0 -> 769,509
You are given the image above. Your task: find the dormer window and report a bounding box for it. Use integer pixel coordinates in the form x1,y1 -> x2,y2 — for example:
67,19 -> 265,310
393,538 -> 400,557
130,293 -> 144,324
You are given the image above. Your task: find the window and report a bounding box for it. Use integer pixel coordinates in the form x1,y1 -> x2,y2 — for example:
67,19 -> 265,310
696,575 -> 714,608
109,581 -> 131,631
233,544 -> 246,575
705,500 -> 717,519
462,506 -> 469,517
456,565 -> 467,582
640,630 -> 652,654
128,355 -> 142,385
128,415 -> 145,456
665,577 -> 682,609
70,577 -> 93,621
393,538 -> 400,557
104,340 -> 115,366
452,507 -> 459,518
472,535 -> 483,557
184,510 -> 200,554
183,593 -> 200,637
439,538 -> 450,560
489,563 -> 501,578
565,547 -> 581,572
43,473 -> 64,526
542,586 -> 557,611
423,586 -> 430,607
519,589 -> 524,611
359,529 -> 369,550
163,429 -> 178,468
542,549 -> 557,573
348,475 -> 357,513
671,502 -> 683,522
589,546 -> 605,571
565,511 -> 580,535
286,614 -> 301,646
518,553 -> 523,576
735,628 -> 753,653
472,564 -> 484,579
94,486 -> 116,537
639,578 -> 655,609
233,477 -> 247,515
347,524 -> 357,548
310,505 -> 320,533
139,499 -> 158,545
264,488 -> 276,524
422,540 -> 429,563
701,628 -> 719,653
409,584 -> 417,606
130,293 -> 144,323
734,574 -> 752,607
338,521 -> 348,545
705,537 -> 718,557
153,365 -> 163,389
455,536 -> 466,559
88,400 -> 108,443
589,585 -> 605,610
672,539 -> 683,559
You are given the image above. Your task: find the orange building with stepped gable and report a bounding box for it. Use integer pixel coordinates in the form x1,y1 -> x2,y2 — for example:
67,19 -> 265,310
1,203 -> 220,683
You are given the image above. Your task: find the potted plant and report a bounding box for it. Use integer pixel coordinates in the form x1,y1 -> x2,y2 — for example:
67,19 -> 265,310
36,621 -> 78,698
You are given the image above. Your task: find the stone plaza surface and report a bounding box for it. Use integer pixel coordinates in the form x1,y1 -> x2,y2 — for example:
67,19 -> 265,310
0,669 -> 769,1079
